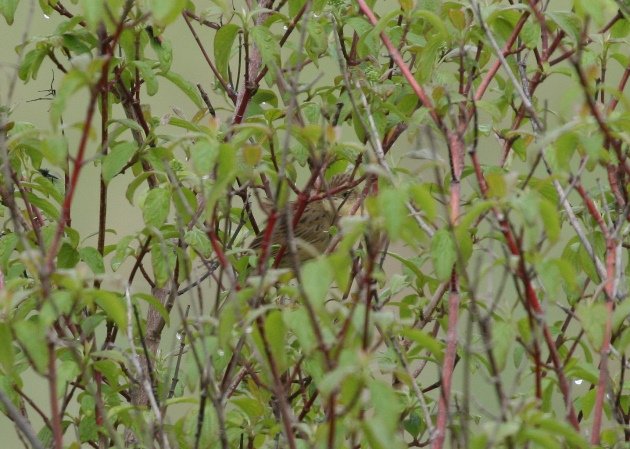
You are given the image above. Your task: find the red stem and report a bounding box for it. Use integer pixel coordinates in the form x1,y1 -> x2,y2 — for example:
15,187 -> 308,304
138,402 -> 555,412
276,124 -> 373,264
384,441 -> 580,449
431,280 -> 460,449
473,12 -> 530,101
44,4 -> 132,275
48,343 -> 63,449
355,0 -> 443,131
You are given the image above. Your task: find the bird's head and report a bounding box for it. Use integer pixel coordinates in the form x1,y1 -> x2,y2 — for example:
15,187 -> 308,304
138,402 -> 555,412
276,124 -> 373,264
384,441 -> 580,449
317,173 -> 361,217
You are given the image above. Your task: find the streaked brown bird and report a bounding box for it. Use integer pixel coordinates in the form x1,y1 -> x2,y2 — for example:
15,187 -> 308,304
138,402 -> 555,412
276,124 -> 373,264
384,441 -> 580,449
250,175 -> 358,267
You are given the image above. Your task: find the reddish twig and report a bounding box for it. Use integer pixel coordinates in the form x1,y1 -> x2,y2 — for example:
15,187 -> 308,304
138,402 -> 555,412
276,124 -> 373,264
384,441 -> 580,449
355,0 -> 444,131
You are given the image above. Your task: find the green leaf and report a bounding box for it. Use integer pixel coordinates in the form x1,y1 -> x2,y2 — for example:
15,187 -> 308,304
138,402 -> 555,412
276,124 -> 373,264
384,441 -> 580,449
79,416 -> 98,442
57,360 -> 80,396
190,139 -> 218,175
486,172 -> 507,198
539,197 -> 560,243
133,60 -> 159,96
531,414 -> 590,448
301,258 -> 333,308
550,131 -> 577,172
401,328 -> 444,362
80,0 -> 103,29
14,318 -> 49,373
25,193 -> 60,220
216,143 -> 236,184
409,184 -> 436,221
217,301 -> 237,348
613,297 -> 630,332
18,48 -> 47,81
126,172 -> 153,205
0,0 -> 19,25
102,141 -> 137,184
547,11 -> 582,41
232,397 -> 265,420
0,322 -> 14,373
264,310 -> 287,372
251,25 -> 280,70
369,379 -> 403,432
184,228 -> 212,258
413,9 -> 448,40
0,233 -> 18,270
454,226 -> 473,263
51,70 -> 87,128
158,71 -> 203,108
40,136 -> 68,167
459,200 -> 493,230
92,290 -> 128,329
150,34 -> 173,72
151,242 -> 176,287
378,188 -> 407,239
431,229 -> 456,281
58,242 -> 80,269
289,0 -> 306,16
143,187 -> 170,228
306,19 -> 326,54
109,118 -> 146,136
111,235 -> 135,271
284,308 -> 316,352
329,253 -> 351,293
214,23 -> 240,82
403,412 -> 423,438
491,320 -> 514,371
133,293 -> 170,326
150,0 -> 187,26
79,247 -> 105,274
520,21 -> 540,48
576,301 -> 608,350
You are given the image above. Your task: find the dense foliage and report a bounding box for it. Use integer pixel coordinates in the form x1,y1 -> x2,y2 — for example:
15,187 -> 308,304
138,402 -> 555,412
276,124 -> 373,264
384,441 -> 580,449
0,0 -> 629,448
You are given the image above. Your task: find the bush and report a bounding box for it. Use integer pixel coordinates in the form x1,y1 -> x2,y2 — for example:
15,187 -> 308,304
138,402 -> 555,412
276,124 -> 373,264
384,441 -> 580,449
0,0 -> 628,448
